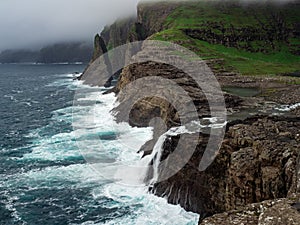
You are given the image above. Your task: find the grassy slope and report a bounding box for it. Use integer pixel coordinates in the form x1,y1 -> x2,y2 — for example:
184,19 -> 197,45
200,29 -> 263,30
149,1 -> 300,76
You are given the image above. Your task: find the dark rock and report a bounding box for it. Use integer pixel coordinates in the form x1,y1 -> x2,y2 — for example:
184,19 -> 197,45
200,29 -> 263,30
80,35 -> 115,87
200,197 -> 300,225
148,116 -> 300,222
283,71 -> 300,78
291,202 -> 300,212
114,61 -> 242,128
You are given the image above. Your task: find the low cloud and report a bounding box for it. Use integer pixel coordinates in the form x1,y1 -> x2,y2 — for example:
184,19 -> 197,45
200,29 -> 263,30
0,0 -> 139,51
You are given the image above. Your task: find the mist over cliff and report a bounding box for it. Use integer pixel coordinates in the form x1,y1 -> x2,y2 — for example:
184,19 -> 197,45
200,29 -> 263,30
0,0 -> 139,52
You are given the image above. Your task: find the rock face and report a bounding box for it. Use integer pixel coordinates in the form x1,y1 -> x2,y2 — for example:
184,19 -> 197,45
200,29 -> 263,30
137,2 -> 178,38
101,17 -> 136,49
91,34 -> 108,63
148,116 -> 300,221
112,43 -> 300,221
200,197 -> 300,225
114,60 -> 242,128
80,35 -> 113,87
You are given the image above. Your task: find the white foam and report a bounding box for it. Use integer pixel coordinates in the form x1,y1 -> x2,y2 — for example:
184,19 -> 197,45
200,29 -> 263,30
275,103 -> 300,112
10,75 -> 199,224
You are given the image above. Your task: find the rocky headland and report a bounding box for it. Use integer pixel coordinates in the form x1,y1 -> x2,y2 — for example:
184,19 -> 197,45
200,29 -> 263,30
80,1 -> 300,224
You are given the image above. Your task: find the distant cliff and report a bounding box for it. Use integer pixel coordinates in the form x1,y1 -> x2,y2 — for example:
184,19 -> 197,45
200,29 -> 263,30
0,49 -> 39,63
37,42 -> 92,63
0,42 -> 92,64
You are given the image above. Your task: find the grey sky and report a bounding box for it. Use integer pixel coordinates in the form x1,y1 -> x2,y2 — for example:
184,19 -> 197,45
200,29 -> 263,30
0,0 -> 139,51
0,0 -> 295,51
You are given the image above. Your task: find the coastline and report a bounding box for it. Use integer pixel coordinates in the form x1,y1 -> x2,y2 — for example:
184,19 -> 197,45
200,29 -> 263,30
79,1 -> 300,224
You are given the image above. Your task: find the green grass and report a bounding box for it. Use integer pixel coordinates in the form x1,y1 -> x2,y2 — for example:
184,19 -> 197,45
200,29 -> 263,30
147,1 -> 300,76
151,29 -> 300,75
164,1 -> 300,29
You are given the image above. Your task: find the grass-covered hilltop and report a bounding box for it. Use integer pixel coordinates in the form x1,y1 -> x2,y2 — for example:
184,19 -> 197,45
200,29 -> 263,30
99,0 -> 300,77
150,0 -> 300,76
82,1 -> 300,224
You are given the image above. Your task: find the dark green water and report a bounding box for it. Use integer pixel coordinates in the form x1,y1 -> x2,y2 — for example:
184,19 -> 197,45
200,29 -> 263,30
222,86 -> 261,97
0,64 -> 198,225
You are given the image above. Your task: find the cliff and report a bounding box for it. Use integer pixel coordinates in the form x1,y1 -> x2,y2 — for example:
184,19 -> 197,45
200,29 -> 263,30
88,0 -> 300,76
101,17 -> 137,49
0,49 -> 39,63
82,1 -> 300,224
37,42 -> 92,63
0,42 -> 92,64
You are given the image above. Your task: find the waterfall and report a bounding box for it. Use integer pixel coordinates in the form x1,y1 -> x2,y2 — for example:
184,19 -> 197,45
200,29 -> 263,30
147,118 -> 227,185
150,134 -> 168,184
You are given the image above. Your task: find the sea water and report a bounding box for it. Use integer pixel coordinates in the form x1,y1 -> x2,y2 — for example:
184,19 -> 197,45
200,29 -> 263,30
0,64 -> 199,225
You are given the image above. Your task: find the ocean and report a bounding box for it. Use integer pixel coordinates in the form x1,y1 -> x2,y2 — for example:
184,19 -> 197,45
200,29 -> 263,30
0,64 -> 199,225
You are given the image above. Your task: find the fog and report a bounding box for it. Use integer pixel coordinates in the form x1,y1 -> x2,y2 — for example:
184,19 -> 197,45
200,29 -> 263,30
0,0 -> 139,51
0,0 -> 296,51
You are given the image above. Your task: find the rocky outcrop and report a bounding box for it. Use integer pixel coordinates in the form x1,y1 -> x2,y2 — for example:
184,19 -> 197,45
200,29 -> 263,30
112,42 -> 300,222
147,116 -> 300,222
114,60 -> 242,128
91,34 -> 108,62
200,196 -> 300,225
265,85 -> 300,105
79,35 -> 114,87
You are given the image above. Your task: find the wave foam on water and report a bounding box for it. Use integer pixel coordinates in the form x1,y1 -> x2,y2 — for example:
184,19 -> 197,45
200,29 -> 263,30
1,73 -> 199,224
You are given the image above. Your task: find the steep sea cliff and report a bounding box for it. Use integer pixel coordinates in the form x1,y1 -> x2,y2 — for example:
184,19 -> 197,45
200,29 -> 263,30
80,1 -> 300,224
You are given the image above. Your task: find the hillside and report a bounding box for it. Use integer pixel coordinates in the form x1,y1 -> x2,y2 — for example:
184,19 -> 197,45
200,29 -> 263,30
91,0 -> 300,76
148,1 -> 300,76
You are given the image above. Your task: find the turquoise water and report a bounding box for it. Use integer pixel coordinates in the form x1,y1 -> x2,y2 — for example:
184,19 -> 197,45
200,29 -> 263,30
0,64 -> 199,225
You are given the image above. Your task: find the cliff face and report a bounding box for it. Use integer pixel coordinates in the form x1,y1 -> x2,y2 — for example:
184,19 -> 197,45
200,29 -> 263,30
82,1 -> 300,223
101,17 -> 136,49
149,115 -> 300,220
114,46 -> 300,221
136,2 -> 179,38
